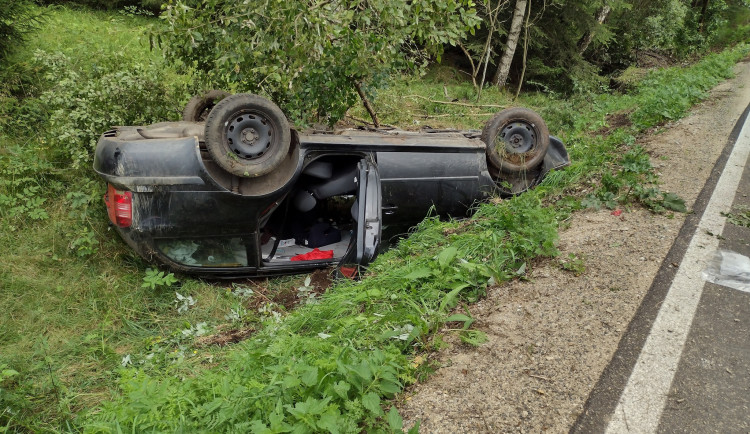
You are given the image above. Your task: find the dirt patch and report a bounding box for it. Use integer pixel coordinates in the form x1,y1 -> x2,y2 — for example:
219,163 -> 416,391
594,110 -> 634,136
241,269 -> 335,312
636,50 -> 677,68
398,61 -> 750,433
196,325 -> 257,347
308,268 -> 334,294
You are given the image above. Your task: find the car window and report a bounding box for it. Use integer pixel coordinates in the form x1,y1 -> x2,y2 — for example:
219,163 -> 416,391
155,237 -> 248,267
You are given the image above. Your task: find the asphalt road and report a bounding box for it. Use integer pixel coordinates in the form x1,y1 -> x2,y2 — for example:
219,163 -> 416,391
572,102 -> 750,433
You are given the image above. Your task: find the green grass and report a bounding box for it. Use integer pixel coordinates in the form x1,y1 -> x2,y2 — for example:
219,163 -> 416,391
1,4 -> 749,431
7,5 -> 158,69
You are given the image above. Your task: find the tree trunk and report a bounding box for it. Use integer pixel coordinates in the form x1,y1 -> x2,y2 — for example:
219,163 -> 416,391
492,0 -> 527,89
699,0 -> 710,33
578,3 -> 612,55
354,81 -> 380,127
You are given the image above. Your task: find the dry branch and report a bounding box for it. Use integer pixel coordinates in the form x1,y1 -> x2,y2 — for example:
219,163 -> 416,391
405,94 -> 506,109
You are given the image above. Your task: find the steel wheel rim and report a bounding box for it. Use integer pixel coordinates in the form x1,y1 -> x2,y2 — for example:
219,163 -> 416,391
226,111 -> 274,160
496,121 -> 537,155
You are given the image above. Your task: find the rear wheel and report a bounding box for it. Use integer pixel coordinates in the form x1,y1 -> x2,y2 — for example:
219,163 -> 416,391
482,108 -> 549,174
204,93 -> 291,178
182,89 -> 231,122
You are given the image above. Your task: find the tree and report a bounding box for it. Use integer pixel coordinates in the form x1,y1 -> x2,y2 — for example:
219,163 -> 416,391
578,2 -> 613,54
0,0 -> 41,65
156,0 -> 479,125
492,0 -> 527,88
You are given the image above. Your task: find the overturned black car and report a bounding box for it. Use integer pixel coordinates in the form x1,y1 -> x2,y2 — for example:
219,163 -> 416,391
93,93 -> 569,278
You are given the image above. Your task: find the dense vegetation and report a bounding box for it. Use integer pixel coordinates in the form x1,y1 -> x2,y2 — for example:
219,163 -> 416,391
0,0 -> 748,431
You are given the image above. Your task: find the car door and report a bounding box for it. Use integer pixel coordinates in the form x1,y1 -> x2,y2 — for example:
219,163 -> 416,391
338,160 -> 382,277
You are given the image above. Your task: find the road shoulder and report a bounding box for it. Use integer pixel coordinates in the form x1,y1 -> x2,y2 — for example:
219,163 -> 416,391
399,60 -> 750,433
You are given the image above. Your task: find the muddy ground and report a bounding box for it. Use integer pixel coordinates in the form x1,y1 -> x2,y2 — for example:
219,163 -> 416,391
398,60 -> 750,433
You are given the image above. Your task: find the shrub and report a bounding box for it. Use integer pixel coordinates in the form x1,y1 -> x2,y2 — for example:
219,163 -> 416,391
33,50 -> 182,169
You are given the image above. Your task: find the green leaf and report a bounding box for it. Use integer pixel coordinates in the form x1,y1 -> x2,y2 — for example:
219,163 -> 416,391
332,381 -> 351,399
437,246 -> 458,268
317,409 -> 343,434
460,330 -> 488,347
446,313 -> 474,329
301,367 -> 318,387
662,192 -> 687,213
439,283 -> 469,312
378,380 -> 401,396
353,361 -> 372,382
404,267 -> 432,281
362,392 -> 383,415
1,368 -> 19,381
407,420 -> 421,434
282,375 -> 301,389
387,406 -> 404,431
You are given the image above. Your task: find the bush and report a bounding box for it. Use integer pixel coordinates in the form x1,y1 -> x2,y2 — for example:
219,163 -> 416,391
33,50 -> 182,169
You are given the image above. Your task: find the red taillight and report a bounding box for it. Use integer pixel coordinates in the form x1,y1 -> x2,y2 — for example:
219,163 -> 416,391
104,184 -> 133,228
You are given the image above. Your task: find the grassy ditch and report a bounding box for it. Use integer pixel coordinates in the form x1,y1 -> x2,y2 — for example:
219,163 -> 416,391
0,5 -> 748,432
85,46 -> 750,431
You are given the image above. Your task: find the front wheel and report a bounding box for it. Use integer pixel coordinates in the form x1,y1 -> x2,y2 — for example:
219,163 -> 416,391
204,93 -> 291,178
482,108 -> 550,174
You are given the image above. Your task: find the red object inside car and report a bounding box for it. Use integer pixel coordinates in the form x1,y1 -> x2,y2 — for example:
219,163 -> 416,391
290,248 -> 334,261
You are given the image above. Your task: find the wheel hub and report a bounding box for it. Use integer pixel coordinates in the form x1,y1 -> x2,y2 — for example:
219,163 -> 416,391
241,128 -> 260,145
498,122 -> 536,154
226,113 -> 273,159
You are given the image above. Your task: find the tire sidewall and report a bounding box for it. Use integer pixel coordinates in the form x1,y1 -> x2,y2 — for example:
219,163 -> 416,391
204,93 -> 291,178
182,90 -> 231,122
482,107 -> 550,174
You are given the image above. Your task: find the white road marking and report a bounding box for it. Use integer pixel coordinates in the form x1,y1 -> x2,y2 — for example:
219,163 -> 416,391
606,117 -> 750,433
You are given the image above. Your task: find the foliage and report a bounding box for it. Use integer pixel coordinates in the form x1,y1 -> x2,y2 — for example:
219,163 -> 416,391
34,0 -> 163,12
582,145 -> 687,213
142,269 -> 179,290
156,0 -> 480,124
455,0 -> 750,95
85,194 -> 559,431
0,7 -> 202,430
722,206 -> 750,227
559,253 -> 586,275
33,50 -> 179,169
2,4 -> 750,431
631,45 -> 748,128
0,0 -> 41,65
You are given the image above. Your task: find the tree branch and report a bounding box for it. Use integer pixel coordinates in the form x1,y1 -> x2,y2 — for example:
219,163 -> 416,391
354,81 -> 380,127
406,94 -> 506,109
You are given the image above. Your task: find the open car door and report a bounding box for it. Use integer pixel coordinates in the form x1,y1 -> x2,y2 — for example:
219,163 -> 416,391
337,160 -> 382,278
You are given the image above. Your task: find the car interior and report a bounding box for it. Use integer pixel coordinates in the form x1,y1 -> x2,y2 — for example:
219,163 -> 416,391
260,156 -> 363,263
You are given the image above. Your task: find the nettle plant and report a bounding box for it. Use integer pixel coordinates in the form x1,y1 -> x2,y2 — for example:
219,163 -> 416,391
582,145 -> 686,213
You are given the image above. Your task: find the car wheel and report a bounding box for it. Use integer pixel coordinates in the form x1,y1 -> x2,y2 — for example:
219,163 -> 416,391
182,90 -> 231,122
204,93 -> 291,178
482,107 -> 550,174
